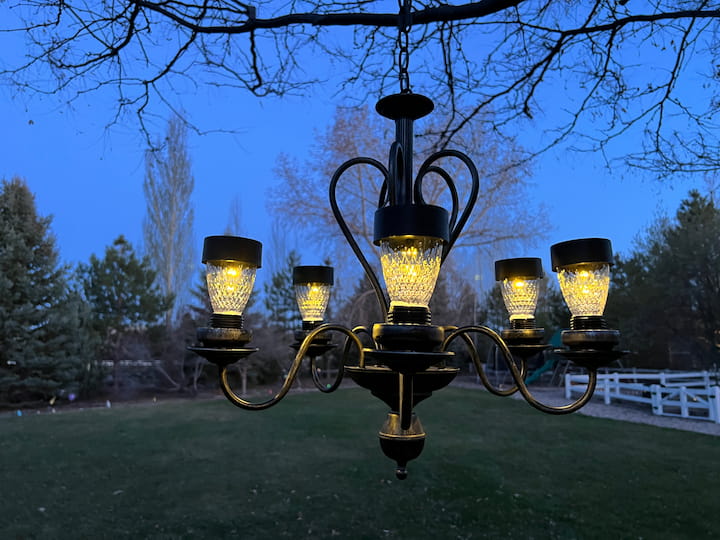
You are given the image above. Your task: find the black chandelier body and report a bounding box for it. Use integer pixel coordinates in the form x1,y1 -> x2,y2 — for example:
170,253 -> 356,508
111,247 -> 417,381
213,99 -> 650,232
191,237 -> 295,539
189,90 -> 623,479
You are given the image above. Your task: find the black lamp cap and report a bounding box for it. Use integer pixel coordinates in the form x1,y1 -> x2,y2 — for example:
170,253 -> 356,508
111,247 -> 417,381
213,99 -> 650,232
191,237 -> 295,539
293,265 -> 334,286
373,204 -> 449,244
376,93 -> 434,120
550,238 -> 612,271
495,257 -> 544,281
202,235 -> 262,268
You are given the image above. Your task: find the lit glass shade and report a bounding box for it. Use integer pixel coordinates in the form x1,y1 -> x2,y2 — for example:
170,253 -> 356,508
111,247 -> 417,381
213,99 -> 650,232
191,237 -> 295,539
500,278 -> 541,320
557,263 -> 610,317
495,257 -> 543,321
206,261 -> 257,316
295,283 -> 331,322
379,236 -> 442,309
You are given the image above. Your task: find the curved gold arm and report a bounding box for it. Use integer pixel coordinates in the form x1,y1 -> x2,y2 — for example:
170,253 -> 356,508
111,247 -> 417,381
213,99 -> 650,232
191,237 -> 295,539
348,326 -> 376,368
309,354 -> 343,393
454,330 -> 526,397
218,324 -> 364,410
443,326 -> 598,415
441,324 -> 526,397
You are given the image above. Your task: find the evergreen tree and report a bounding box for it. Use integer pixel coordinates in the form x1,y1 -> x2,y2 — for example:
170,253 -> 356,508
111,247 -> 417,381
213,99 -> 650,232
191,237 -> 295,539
188,269 -> 212,325
80,236 -> 172,336
264,250 -> 302,331
607,190 -> 720,369
0,177 -> 95,405
78,236 -> 172,391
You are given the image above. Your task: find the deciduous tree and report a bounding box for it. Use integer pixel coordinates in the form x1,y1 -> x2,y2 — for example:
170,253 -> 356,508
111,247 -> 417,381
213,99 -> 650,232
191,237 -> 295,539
269,105 -> 548,302
143,115 -> 196,327
3,1 -> 720,172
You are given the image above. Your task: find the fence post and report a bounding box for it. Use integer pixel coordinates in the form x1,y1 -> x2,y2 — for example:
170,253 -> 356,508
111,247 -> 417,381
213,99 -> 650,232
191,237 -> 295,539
651,384 -> 662,416
604,377 -> 611,404
660,372 -> 666,386
712,386 -> 720,424
565,373 -> 571,400
680,386 -> 689,418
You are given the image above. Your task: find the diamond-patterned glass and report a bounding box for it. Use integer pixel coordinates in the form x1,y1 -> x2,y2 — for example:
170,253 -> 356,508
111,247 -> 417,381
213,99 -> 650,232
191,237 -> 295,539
295,283 -> 331,322
557,263 -> 610,317
380,236 -> 442,309
501,278 -> 540,320
206,261 -> 257,315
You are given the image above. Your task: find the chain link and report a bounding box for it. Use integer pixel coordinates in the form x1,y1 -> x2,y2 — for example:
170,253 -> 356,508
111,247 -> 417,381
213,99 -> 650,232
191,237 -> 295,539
397,0 -> 411,93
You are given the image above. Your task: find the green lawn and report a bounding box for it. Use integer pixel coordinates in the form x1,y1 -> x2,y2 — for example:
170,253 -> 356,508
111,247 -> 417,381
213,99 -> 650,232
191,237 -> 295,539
1,387 -> 718,539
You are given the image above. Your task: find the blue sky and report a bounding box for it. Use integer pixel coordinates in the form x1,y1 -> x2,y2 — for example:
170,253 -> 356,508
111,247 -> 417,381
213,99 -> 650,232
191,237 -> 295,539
0,6 -> 706,295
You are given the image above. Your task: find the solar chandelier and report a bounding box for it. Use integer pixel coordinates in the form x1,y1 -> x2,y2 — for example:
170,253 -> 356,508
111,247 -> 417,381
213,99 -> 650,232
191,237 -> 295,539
189,1 -> 623,479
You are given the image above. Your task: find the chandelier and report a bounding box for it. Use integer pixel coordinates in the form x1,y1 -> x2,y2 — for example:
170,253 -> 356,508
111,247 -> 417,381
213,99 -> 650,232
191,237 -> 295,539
189,2 -> 623,479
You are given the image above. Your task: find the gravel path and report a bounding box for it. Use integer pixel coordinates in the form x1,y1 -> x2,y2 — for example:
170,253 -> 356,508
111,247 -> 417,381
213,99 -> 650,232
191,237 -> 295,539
452,380 -> 720,437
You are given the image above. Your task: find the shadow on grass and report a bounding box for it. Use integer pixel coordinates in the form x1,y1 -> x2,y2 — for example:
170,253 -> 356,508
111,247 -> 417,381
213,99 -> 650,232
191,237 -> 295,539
1,388 -> 718,539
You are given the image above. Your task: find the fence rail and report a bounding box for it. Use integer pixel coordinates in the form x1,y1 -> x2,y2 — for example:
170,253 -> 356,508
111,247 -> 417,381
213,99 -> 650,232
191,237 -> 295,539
565,371 -> 720,424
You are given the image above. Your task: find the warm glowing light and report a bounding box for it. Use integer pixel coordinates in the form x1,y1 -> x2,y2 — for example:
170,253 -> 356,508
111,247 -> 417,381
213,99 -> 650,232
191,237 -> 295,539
557,263 -> 610,317
501,277 -> 540,320
206,261 -> 257,315
295,282 -> 331,322
380,236 -> 442,309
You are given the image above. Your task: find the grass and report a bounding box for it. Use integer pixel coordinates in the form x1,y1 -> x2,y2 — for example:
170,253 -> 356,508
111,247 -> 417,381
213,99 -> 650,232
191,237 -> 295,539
1,387 -> 719,539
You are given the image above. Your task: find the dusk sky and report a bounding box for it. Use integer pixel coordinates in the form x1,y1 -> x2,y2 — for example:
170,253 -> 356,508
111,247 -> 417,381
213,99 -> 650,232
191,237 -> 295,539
0,5 -> 706,294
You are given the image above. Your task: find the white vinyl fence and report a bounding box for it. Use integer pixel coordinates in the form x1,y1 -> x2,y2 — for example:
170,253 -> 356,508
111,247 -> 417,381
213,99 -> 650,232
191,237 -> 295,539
565,371 -> 720,424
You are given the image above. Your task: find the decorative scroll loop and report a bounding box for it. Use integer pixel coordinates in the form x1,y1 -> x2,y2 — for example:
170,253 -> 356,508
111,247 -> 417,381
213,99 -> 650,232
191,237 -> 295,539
442,325 -> 598,414
329,157 -> 390,316
218,324 -> 364,410
414,149 -> 480,261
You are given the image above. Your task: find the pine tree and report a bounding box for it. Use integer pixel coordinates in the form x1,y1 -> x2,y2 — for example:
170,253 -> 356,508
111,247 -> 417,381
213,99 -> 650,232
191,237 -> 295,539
0,177 -> 95,405
607,190 -> 720,369
78,236 -> 172,392
80,236 -> 172,335
264,250 -> 302,331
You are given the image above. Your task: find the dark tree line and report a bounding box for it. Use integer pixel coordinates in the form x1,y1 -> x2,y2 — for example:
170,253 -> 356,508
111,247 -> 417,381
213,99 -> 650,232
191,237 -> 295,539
0,178 -> 98,405
3,1 -> 720,173
607,189 -> 720,370
0,176 -> 206,406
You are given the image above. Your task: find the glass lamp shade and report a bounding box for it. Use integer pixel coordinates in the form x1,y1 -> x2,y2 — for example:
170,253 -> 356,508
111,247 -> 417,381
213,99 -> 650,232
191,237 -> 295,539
551,238 -> 612,318
206,261 -> 257,316
293,266 -> 334,322
379,235 -> 443,309
556,263 -> 610,317
295,284 -> 331,321
494,258 -> 543,321
202,236 -> 262,316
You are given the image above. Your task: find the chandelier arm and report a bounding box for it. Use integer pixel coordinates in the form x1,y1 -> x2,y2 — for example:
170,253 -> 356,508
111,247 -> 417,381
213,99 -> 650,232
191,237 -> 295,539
378,181 -> 389,208
444,326 -> 598,414
442,327 -> 527,397
414,165 -> 459,232
516,368 -> 599,414
310,354 -> 344,393
330,157 -> 390,316
217,324 -> 363,410
415,149 -> 480,260
455,331 -> 522,397
349,326 -> 375,367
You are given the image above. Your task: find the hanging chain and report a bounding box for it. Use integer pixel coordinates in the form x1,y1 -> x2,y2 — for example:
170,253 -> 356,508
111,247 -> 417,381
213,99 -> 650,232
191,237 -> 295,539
397,0 -> 411,93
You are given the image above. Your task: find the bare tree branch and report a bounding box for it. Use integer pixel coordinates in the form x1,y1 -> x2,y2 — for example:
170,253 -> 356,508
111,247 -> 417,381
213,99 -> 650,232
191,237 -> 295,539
3,0 -> 720,173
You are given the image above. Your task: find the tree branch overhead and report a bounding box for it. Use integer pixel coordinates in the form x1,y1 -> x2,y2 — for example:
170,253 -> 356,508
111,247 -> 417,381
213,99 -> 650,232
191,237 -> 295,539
3,0 -> 720,174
